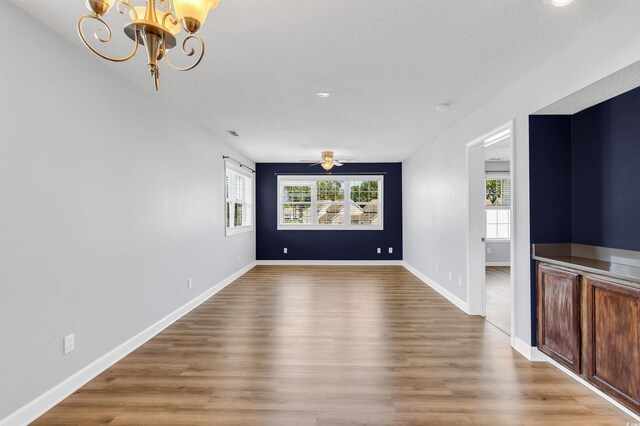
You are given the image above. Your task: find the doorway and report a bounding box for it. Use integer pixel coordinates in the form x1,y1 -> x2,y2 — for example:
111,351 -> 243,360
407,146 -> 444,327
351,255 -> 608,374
467,121 -> 515,338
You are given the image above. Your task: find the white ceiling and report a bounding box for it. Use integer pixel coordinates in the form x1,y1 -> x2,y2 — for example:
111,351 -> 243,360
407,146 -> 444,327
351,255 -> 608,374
10,0 -> 628,162
535,60 -> 640,114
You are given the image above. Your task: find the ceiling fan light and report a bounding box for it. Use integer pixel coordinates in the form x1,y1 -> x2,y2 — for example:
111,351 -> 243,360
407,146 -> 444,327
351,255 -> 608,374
321,162 -> 334,171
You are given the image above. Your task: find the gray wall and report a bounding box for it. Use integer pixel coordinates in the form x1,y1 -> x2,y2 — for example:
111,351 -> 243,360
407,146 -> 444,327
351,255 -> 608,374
0,2 -> 255,419
403,1 -> 640,348
486,241 -> 510,264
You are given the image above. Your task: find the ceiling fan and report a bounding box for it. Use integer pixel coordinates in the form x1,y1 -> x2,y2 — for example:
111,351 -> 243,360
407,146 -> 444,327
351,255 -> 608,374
301,151 -> 356,171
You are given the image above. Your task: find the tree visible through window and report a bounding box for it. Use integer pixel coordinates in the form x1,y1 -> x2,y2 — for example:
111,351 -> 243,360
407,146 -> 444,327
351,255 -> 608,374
485,177 -> 510,239
350,180 -> 379,225
278,176 -> 383,230
283,185 -> 312,224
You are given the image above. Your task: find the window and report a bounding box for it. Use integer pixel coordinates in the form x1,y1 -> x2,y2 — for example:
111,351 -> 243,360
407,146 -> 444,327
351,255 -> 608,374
278,175 -> 383,230
485,176 -> 510,240
225,161 -> 253,235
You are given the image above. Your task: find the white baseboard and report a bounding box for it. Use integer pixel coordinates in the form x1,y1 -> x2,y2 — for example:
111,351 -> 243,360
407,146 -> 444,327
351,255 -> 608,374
255,260 -> 404,266
485,261 -> 511,267
543,355 -> 640,421
0,262 -> 257,426
402,262 -> 468,313
511,338 -> 639,420
511,337 -> 547,361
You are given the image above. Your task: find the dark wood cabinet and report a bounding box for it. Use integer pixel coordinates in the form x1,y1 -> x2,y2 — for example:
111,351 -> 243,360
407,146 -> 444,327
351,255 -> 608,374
585,277 -> 640,412
536,264 -> 581,373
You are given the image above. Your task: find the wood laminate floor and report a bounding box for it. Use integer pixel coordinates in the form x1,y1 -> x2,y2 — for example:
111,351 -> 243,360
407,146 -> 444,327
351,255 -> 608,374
33,266 -> 634,425
485,266 -> 511,335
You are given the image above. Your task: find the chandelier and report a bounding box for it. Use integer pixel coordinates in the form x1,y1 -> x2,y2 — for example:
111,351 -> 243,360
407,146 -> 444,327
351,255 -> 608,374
78,0 -> 219,91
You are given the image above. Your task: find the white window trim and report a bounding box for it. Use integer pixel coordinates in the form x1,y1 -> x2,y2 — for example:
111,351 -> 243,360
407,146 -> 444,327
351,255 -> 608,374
277,175 -> 384,231
225,160 -> 254,236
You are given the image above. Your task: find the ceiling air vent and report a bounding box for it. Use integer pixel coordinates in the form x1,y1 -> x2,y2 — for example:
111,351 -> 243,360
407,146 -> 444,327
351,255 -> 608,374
228,130 -> 239,137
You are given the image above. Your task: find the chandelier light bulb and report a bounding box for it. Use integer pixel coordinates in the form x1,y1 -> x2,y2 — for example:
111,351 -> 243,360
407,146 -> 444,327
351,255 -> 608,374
174,0 -> 210,31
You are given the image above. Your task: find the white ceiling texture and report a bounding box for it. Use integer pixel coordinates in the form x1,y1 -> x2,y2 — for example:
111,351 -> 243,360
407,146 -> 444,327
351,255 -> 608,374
10,0 -> 628,162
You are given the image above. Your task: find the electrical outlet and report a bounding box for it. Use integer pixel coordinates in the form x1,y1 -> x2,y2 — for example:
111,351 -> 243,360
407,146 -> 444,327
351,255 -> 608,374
377,248 -> 381,254
283,248 -> 288,254
436,265 -> 439,273
448,272 -> 452,282
487,247 -> 492,254
458,277 -> 462,287
188,278 -> 192,289
388,247 -> 393,254
64,334 -> 74,354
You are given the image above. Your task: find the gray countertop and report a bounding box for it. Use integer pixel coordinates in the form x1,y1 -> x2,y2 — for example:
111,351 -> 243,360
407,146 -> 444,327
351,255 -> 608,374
532,244 -> 640,287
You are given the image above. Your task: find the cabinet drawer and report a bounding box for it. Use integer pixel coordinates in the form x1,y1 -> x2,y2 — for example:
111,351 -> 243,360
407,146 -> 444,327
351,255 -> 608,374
537,264 -> 581,373
585,277 -> 640,412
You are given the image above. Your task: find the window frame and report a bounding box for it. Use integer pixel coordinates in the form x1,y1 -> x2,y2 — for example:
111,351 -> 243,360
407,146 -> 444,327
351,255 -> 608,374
225,161 -> 254,236
485,173 -> 511,241
277,175 -> 384,231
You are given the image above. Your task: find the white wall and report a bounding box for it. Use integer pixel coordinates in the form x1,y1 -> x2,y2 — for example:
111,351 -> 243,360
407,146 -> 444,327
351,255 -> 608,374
403,1 -> 640,348
0,2 -> 255,420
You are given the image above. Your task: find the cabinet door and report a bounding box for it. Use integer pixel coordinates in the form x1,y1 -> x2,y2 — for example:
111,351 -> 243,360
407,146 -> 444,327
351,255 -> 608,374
537,264 -> 581,373
585,277 -> 640,413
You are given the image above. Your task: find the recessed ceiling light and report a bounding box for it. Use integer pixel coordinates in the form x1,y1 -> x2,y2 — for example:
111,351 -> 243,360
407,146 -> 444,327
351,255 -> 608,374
544,0 -> 574,7
317,92 -> 331,98
435,103 -> 450,112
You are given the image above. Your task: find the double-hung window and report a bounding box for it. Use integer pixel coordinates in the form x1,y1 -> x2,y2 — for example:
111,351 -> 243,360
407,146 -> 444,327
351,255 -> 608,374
278,175 -> 383,230
225,161 -> 253,235
485,176 -> 511,240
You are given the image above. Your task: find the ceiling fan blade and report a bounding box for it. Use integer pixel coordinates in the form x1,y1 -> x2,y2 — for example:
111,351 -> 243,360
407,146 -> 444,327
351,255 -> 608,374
336,159 -> 356,163
308,162 -> 323,166
300,160 -> 322,163
332,161 -> 344,166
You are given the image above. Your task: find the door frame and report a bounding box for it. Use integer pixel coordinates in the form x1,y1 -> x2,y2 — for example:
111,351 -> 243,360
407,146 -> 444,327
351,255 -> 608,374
466,120 -> 516,341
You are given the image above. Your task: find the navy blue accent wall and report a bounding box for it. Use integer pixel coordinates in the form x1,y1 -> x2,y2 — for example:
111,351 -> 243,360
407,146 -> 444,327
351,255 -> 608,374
571,86 -> 640,251
528,86 -> 640,345
529,114 -> 573,346
256,163 -> 402,260
529,115 -> 573,245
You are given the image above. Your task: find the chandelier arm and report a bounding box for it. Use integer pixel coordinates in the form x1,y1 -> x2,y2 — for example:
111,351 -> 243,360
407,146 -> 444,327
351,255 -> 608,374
116,0 -> 138,20
164,34 -> 205,72
158,0 -> 173,13
161,11 -> 179,29
77,14 -> 139,62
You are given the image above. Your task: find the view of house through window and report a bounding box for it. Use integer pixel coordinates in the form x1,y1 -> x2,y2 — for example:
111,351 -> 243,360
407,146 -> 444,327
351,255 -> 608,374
279,176 -> 383,230
485,177 -> 511,239
225,162 -> 254,235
